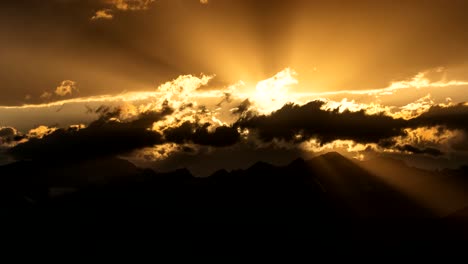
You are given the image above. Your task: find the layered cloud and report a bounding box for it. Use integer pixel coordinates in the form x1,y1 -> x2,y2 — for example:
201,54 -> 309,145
237,100 -> 468,150
9,107 -> 171,160
235,101 -> 407,145
408,103 -> 468,132
7,72 -> 238,160
8,106 -> 242,161
8,95 -> 468,167
2,68 -> 468,172
395,145 -> 442,157
164,121 -> 240,147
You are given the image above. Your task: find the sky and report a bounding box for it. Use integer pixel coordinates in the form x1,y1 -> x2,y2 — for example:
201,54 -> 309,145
2,0 -> 468,175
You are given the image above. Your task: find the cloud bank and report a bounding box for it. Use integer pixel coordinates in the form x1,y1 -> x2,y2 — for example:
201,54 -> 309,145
9,97 -> 468,164
3,68 -> 468,173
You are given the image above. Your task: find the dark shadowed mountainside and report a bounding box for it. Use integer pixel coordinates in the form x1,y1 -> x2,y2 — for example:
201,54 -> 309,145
1,152 -> 468,251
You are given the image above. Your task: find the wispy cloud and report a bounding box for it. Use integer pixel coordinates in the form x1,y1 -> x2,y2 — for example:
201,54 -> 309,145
91,9 -> 113,20
92,0 -> 156,20
295,71 -> 468,98
109,0 -> 156,11
4,75 -> 217,110
40,92 -> 52,100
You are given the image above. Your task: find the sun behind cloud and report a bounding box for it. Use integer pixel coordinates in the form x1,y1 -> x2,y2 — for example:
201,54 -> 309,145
251,68 -> 299,114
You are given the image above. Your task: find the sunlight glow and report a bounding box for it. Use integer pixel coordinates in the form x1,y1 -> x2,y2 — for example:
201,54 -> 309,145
251,68 -> 299,114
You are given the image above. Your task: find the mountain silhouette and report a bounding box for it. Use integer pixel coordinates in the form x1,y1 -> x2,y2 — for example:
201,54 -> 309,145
1,152 -> 468,250
443,206 -> 468,239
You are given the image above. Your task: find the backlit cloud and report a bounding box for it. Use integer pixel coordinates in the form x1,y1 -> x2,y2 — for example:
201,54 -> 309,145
251,68 -> 298,114
91,9 -> 113,20
235,100 -> 408,145
2,68 -> 468,171
0,127 -> 19,145
8,107 -> 170,161
27,126 -> 58,139
55,80 -> 77,97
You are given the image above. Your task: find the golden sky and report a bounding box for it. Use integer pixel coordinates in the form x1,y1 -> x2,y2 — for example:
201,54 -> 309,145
1,0 -> 468,105
2,0 -> 468,173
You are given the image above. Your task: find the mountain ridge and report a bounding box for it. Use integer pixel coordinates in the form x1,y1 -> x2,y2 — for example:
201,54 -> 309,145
1,151 -> 468,243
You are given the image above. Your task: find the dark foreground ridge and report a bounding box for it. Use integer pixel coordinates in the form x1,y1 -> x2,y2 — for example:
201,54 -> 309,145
1,152 -> 468,250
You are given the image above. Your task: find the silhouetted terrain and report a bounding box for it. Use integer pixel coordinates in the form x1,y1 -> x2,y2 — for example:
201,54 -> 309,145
1,152 -> 468,250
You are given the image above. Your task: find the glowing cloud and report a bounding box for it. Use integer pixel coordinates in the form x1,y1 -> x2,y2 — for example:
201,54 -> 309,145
28,126 -> 58,139
0,74 -> 219,111
3,67 -> 468,166
55,80 -> 78,97
149,74 -> 223,133
108,0 -> 155,11
3,68 -> 468,165
92,9 -> 114,20
251,68 -> 299,114
305,70 -> 468,97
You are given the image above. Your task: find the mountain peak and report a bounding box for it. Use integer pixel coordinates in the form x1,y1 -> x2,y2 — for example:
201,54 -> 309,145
210,169 -> 229,178
287,157 -> 307,168
248,161 -> 275,172
317,151 -> 346,160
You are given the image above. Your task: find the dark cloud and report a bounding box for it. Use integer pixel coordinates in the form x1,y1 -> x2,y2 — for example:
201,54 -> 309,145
8,105 -> 241,161
401,103 -> 468,156
164,121 -> 240,147
231,99 -> 251,115
7,100 -> 468,169
410,103 -> 468,132
0,127 -> 16,139
234,102 -> 468,158
0,127 -> 24,145
216,92 -> 233,107
8,107 -> 173,161
396,145 -> 443,157
235,101 -> 407,145
449,131 -> 468,151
